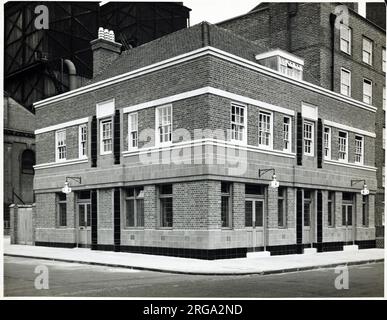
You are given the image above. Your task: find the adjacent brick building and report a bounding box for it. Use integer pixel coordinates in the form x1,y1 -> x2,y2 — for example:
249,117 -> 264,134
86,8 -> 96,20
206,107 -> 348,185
33,15 -> 378,258
4,92 -> 36,234
219,2 -> 386,247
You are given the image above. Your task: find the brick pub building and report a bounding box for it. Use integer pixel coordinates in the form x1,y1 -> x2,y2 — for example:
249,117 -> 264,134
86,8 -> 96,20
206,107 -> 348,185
220,2 -> 386,247
33,5 -> 381,259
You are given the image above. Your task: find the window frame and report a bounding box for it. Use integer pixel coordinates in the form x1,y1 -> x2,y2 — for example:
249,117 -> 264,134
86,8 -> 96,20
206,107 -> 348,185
128,112 -> 139,151
340,68 -> 351,97
338,130 -> 348,162
55,129 -> 67,162
155,104 -> 173,147
362,195 -> 368,227
221,182 -> 232,228
258,110 -> 273,150
323,126 -> 331,160
363,78 -> 373,105
362,36 -> 373,65
159,184 -> 173,228
278,187 -> 287,228
327,191 -> 335,228
100,118 -> 113,155
230,102 -> 247,145
354,135 -> 364,165
303,120 -> 314,157
303,190 -> 312,228
340,24 -> 351,55
78,124 -> 88,159
283,116 -> 292,152
382,47 -> 386,72
57,193 -> 67,228
125,187 -> 144,228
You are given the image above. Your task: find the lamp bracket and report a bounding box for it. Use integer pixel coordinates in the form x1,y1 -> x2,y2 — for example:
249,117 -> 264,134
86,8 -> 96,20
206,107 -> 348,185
66,176 -> 82,184
259,168 -> 276,178
351,179 -> 366,187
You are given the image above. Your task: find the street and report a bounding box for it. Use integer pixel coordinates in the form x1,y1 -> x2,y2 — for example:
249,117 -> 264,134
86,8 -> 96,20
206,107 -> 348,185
3,256 -> 384,297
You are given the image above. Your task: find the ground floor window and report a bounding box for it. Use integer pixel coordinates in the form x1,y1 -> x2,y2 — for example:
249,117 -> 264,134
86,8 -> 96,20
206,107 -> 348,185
159,184 -> 173,227
278,187 -> 286,227
221,182 -> 232,228
362,196 -> 368,227
126,187 -> 144,227
303,190 -> 311,227
57,193 -> 67,227
327,191 -> 335,227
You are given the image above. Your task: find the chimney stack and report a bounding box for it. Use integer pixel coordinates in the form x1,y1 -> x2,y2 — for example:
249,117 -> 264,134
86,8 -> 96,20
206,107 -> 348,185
90,27 -> 122,78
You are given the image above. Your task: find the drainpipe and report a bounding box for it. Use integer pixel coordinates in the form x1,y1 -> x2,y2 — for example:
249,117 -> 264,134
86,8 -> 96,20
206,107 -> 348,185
329,13 -> 336,91
63,59 -> 77,90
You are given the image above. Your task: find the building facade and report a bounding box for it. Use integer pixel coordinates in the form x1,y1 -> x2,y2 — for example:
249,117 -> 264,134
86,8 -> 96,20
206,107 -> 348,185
33,20 -> 377,259
219,2 -> 386,247
4,93 -> 36,234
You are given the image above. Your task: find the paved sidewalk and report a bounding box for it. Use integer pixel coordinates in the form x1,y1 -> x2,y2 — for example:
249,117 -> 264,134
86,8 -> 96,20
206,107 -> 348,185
3,237 -> 384,275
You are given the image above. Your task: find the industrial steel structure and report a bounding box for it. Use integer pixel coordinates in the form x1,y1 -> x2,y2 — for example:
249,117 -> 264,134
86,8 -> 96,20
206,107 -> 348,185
4,2 -> 190,110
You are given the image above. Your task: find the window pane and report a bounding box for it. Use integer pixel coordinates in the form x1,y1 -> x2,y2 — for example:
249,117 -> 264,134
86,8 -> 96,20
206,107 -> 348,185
79,205 -> 85,227
347,206 -> 352,226
304,202 -> 310,227
126,199 -> 135,227
255,201 -> 263,227
59,203 -> 66,227
160,198 -> 173,227
136,199 -> 144,227
245,201 -> 253,227
221,196 -> 230,227
342,206 -> 346,226
160,184 -> 173,195
278,199 -> 284,227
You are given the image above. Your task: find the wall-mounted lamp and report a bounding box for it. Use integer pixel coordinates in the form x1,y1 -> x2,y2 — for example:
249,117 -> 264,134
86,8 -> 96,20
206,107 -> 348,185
62,177 -> 82,194
259,168 -> 279,189
351,179 -> 369,196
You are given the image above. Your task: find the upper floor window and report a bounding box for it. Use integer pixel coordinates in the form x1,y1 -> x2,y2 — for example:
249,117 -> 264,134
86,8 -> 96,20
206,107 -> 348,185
383,128 -> 386,150
56,129 -> 66,161
354,135 -> 364,164
258,111 -> 272,149
128,113 -> 138,150
383,86 -> 386,110
338,131 -> 348,162
230,103 -> 246,143
383,48 -> 386,72
279,57 -> 303,80
340,68 -> 351,97
100,119 -> 112,155
362,37 -> 373,65
79,124 -> 87,159
324,127 -> 331,160
303,121 -> 314,156
363,79 -> 372,105
156,105 -> 172,145
283,117 -> 291,152
383,166 -> 385,188
340,25 -> 351,55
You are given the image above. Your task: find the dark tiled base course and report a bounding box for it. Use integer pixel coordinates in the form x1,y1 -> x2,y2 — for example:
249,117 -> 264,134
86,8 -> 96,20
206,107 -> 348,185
33,240 -> 377,260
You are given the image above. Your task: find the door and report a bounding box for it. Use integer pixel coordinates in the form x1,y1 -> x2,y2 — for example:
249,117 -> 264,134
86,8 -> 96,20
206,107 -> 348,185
342,204 -> 354,244
17,207 -> 33,245
245,199 -> 265,251
78,203 -> 91,248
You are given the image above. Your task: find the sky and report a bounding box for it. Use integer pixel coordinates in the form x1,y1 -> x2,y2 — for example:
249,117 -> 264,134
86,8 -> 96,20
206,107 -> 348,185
99,1 -> 369,25
183,0 -> 260,25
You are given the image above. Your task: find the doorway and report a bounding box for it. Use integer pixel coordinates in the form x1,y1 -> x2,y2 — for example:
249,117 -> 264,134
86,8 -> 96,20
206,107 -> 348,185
245,199 -> 265,251
342,203 -> 354,245
78,202 -> 91,248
